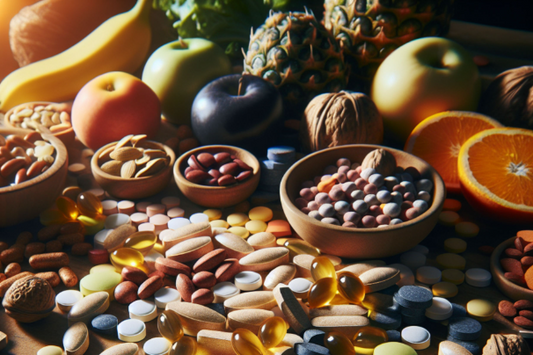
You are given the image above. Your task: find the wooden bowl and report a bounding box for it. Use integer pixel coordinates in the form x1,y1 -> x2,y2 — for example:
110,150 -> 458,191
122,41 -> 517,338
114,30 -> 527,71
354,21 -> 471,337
3,101 -> 75,147
91,140 -> 176,199
491,237 -> 533,301
280,144 -> 446,259
174,145 -> 260,208
0,127 -> 68,227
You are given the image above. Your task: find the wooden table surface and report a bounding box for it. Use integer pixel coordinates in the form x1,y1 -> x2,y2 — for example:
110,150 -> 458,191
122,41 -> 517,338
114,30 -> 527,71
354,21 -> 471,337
1,15 -> 533,355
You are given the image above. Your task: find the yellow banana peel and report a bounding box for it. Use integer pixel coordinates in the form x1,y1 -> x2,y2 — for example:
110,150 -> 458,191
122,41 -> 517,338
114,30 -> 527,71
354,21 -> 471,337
0,0 -> 152,112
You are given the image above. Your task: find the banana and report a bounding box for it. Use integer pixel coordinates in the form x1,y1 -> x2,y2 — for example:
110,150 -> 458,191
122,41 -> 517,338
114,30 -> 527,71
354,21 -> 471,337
0,0 -> 152,112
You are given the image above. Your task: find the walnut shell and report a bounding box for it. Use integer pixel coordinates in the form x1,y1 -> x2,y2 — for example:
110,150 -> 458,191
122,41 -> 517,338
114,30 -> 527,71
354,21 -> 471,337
300,91 -> 383,152
479,66 -> 533,129
482,334 -> 530,355
361,149 -> 397,177
2,276 -> 55,323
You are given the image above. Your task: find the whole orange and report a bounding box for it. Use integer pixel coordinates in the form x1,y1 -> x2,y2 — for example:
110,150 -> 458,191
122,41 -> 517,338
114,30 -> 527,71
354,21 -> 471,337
71,71 -> 161,150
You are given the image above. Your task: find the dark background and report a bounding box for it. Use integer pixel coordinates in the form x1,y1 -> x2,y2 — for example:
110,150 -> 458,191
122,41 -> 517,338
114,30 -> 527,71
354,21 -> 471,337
452,0 -> 533,32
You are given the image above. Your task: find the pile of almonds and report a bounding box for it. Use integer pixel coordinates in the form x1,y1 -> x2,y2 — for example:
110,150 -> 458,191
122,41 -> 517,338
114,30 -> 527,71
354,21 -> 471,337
98,134 -> 169,179
7,102 -> 72,133
498,299 -> 533,329
499,231 -> 533,288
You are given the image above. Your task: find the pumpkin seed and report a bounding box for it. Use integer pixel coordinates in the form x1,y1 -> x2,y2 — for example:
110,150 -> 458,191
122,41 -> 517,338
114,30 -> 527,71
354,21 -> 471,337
120,160 -> 137,179
101,160 -> 123,176
109,147 -> 143,161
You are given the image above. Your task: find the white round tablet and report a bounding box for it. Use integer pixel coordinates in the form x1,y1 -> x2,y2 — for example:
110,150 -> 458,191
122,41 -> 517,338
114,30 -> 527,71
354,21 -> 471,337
389,263 -> 415,286
416,266 -> 442,285
234,271 -> 262,291
154,288 -> 181,308
104,213 -> 131,229
400,251 -> 426,270
401,326 -> 431,350
129,300 -> 157,322
465,268 -> 492,288
56,290 -> 83,312
288,278 -> 313,298
189,213 -> 209,224
143,337 -> 172,355
168,217 -> 191,230
425,297 -> 453,321
212,282 -> 240,303
410,244 -> 429,255
117,319 -> 146,342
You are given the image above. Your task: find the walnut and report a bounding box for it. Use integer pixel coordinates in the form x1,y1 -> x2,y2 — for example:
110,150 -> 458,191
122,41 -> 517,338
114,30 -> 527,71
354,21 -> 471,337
361,148 -> 396,176
482,334 -> 531,355
300,91 -> 383,153
2,276 -> 55,323
479,66 -> 533,129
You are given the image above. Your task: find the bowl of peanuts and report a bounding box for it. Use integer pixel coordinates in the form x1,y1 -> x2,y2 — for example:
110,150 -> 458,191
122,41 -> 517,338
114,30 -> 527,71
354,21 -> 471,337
174,145 -> 260,208
280,144 -> 445,259
491,236 -> 533,302
3,101 -> 75,147
0,126 -> 68,227
91,134 -> 176,199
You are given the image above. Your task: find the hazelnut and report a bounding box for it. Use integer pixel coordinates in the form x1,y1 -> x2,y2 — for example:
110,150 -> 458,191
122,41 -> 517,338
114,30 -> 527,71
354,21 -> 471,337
2,276 -> 55,323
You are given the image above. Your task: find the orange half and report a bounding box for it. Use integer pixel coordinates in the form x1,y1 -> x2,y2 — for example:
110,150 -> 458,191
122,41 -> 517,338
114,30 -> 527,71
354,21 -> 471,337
404,111 -> 502,194
458,128 -> 533,224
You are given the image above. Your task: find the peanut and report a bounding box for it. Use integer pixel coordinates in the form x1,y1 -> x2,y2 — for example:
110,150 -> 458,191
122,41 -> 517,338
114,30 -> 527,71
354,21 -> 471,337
29,252 -> 69,270
35,271 -> 61,287
58,267 -> 78,288
24,242 -> 46,259
0,245 -> 24,264
0,271 -> 33,297
4,263 -> 21,278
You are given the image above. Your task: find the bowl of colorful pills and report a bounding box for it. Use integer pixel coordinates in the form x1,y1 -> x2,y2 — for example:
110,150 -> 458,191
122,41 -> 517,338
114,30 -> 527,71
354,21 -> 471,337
0,127 -> 68,226
174,145 -> 260,208
280,144 -> 445,258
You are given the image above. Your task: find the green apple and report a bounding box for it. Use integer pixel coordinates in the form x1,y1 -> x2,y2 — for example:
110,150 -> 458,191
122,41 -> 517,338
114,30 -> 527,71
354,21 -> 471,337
142,38 -> 232,125
371,37 -> 481,143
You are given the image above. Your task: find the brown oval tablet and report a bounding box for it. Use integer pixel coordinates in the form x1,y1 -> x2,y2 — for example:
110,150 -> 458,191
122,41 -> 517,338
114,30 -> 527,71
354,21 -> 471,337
197,153 -> 215,168
438,340 -> 473,355
58,267 -> 78,288
165,301 -> 226,336
309,304 -> 368,318
103,224 -> 136,252
192,288 -> 214,305
214,152 -> 231,165
186,169 -> 211,183
192,271 -> 216,289
218,174 -> 236,186
138,276 -> 163,299
311,315 -> 370,339
358,267 -> 401,293
162,221 -> 212,251
292,254 -> 314,279
215,259 -> 240,283
515,299 -> 533,311
165,236 -> 214,263
263,264 -> 297,290
68,291 -> 109,326
34,271 -> 61,287
227,309 -> 275,333
176,274 -> 196,303
193,249 -> 227,273
247,232 -> 277,250
114,281 -> 139,305
100,343 -> 140,355
224,291 -> 276,313
214,233 -> 254,259
239,247 -> 289,272
337,261 -> 386,277
155,257 -> 191,277
219,162 -> 239,176
122,266 -> 148,286
63,322 -> 89,355
235,170 -> 252,182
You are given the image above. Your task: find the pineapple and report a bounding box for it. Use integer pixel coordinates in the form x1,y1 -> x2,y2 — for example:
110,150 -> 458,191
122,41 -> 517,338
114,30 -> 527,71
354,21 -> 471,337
244,11 -> 348,117
324,0 -> 454,82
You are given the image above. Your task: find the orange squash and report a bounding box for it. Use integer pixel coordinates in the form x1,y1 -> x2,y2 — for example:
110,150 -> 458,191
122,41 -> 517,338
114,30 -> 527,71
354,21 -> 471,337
0,0 -> 41,81
9,0 -> 136,67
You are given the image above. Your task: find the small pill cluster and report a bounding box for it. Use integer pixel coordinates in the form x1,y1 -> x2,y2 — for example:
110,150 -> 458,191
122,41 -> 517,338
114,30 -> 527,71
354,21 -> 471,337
184,151 -> 253,186
7,102 -> 72,133
295,155 -> 434,228
499,231 -> 533,290
98,134 -> 170,179
0,131 -> 56,187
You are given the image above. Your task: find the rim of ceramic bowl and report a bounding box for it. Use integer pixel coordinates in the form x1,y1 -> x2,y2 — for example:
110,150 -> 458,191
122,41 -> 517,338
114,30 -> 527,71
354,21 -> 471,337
0,127 -> 67,194
92,140 -> 176,182
174,144 -> 260,191
280,144 -> 446,234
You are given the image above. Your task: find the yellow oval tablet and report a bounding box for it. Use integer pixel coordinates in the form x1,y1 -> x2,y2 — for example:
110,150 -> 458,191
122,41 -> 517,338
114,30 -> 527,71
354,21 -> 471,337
455,222 -> 479,238
204,209 -> 223,221
80,271 -> 122,300
248,206 -> 273,222
436,253 -> 466,270
245,220 -> 267,234
90,264 -> 119,274
227,213 -> 249,227
211,220 -> 230,229
441,269 -> 465,285
467,299 -> 496,321
228,226 -> 250,239
438,211 -> 460,226
444,238 -> 467,254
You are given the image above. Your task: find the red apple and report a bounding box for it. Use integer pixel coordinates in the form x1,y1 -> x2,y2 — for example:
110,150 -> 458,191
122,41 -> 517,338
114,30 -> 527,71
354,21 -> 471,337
71,71 -> 161,150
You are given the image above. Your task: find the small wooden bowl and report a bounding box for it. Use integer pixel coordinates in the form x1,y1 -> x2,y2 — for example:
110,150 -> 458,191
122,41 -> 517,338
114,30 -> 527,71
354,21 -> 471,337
3,101 -> 75,147
280,144 -> 446,259
91,140 -> 176,199
491,237 -> 533,301
0,127 -> 68,227
174,145 -> 260,208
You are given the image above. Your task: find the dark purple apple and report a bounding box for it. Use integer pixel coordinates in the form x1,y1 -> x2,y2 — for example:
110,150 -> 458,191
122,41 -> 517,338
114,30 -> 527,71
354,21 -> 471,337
191,74 -> 283,154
